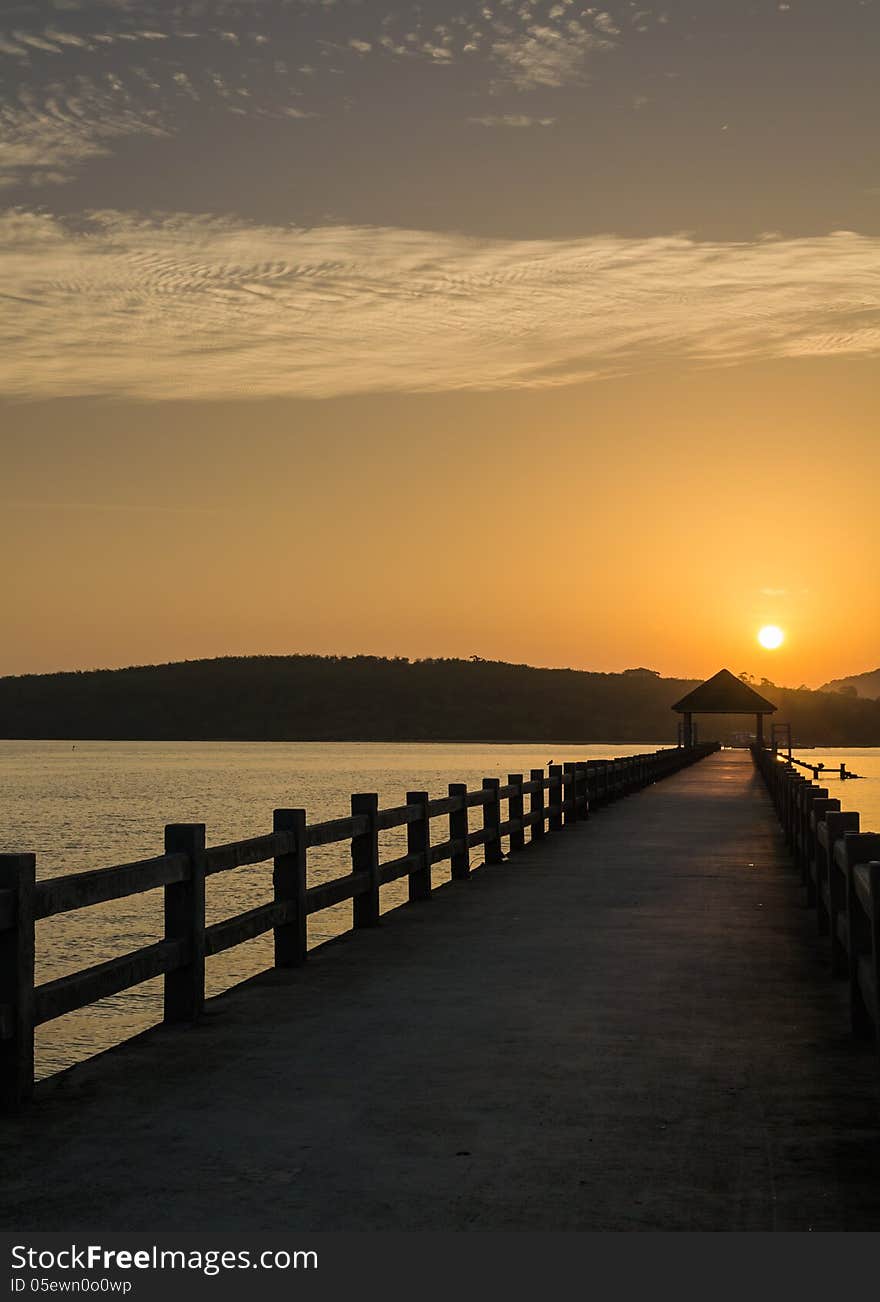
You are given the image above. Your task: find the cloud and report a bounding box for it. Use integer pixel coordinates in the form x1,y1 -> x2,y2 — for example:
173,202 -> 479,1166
1,212 -> 878,401
0,53 -> 316,188
491,20 -> 613,89
0,2 -> 626,193
592,12 -> 621,37
0,86 -> 167,188
468,113 -> 556,126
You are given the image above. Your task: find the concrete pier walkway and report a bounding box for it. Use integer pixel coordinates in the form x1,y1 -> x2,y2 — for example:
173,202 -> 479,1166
3,750 -> 880,1231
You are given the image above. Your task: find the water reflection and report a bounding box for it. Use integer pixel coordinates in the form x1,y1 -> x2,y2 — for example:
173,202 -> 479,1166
3,740 -> 666,1078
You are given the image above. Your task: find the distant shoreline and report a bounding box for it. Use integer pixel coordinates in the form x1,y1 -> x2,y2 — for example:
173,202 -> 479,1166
2,655 -> 879,747
0,735 -> 675,746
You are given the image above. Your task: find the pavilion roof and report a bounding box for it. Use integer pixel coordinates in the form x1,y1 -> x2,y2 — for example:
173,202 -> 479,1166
671,668 -> 777,715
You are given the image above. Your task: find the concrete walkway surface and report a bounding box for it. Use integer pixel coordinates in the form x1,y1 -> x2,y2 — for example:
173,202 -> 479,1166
3,750 -> 880,1231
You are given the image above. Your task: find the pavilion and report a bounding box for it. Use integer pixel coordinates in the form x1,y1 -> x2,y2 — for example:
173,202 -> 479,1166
671,668 -> 777,748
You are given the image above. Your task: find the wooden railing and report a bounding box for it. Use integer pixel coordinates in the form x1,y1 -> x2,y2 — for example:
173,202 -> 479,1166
775,753 -> 864,782
0,743 -> 718,1110
752,746 -> 880,1047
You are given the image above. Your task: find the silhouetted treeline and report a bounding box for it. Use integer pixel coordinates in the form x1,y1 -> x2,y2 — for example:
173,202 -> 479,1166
1,656 -> 879,745
821,667 -> 880,701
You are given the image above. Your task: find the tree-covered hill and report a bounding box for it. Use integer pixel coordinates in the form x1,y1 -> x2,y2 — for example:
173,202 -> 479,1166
2,656 -> 880,744
821,668 -> 880,701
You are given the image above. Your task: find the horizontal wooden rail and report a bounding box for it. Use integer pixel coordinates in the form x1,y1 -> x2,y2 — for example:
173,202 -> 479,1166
204,833 -> 291,877
34,940 -> 187,1025
0,742 -> 719,1110
34,853 -> 190,919
426,795 -> 460,818
375,805 -> 422,831
427,838 -> 455,865
306,871 -> 372,913
378,854 -> 419,887
306,815 -> 369,848
751,745 -> 880,1050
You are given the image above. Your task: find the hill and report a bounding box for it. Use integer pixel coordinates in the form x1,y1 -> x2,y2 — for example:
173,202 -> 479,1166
820,668 -> 880,701
2,656 -> 880,744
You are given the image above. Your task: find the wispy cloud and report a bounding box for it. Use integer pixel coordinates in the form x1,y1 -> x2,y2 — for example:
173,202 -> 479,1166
0,7 -> 320,187
0,2 -> 638,191
1,212 -> 878,402
0,84 -> 168,189
490,21 -> 613,90
468,113 -> 556,127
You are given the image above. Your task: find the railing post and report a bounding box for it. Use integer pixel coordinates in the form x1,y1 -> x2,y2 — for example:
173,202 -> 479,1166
507,774 -> 525,853
529,768 -> 545,841
791,777 -> 807,847
351,793 -> 380,927
828,816 -> 861,976
273,809 -> 308,967
851,862 -> 880,1040
817,811 -> 856,947
799,788 -> 828,889
585,762 -> 599,809
840,833 -> 880,1022
563,762 -> 578,824
163,824 -> 206,1024
548,765 -> 563,831
576,762 -> 591,816
482,778 -> 503,865
0,854 -> 35,1112
406,791 -> 432,901
449,783 -> 470,880
808,798 -> 839,922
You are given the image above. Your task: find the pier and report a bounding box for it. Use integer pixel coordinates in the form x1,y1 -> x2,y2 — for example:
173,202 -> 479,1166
2,743 -> 880,1231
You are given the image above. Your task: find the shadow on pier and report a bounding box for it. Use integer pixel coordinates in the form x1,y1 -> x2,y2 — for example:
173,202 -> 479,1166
3,750 -> 880,1231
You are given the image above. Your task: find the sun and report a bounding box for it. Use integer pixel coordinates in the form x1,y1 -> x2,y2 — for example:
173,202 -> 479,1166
758,625 -> 784,650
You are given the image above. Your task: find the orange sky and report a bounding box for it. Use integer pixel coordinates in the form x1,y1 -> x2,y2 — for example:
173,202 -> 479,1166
4,353 -> 878,687
2,1 -> 879,688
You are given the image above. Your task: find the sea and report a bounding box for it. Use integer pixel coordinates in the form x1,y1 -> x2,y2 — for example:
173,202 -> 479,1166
2,739 -> 879,1081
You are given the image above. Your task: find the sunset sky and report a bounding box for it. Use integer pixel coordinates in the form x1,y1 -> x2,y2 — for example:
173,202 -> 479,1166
3,0 -> 879,686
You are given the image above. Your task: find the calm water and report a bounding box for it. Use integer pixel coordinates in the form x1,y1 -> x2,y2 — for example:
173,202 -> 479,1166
4,740 -> 879,1082
0,740 -> 666,1080
785,748 -> 880,828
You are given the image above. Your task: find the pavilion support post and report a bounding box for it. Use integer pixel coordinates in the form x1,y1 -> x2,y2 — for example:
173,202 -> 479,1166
684,712 -> 693,749
756,714 -> 764,749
